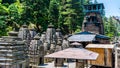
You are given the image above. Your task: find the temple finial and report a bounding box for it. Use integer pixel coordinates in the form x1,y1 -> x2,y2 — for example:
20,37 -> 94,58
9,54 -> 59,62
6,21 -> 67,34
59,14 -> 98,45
94,0 -> 98,3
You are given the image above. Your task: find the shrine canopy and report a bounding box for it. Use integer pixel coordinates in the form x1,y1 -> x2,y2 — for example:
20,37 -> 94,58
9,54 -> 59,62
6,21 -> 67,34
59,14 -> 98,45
45,48 -> 99,60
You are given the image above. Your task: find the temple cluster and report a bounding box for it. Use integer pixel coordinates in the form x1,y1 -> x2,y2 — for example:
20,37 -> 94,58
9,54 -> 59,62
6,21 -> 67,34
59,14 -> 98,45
0,23 -> 70,68
0,1 -> 119,68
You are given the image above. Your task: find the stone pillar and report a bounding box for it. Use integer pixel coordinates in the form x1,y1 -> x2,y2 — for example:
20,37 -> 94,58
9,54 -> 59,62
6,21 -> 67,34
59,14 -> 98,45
54,58 -> 64,67
76,60 -> 84,68
39,45 -> 44,65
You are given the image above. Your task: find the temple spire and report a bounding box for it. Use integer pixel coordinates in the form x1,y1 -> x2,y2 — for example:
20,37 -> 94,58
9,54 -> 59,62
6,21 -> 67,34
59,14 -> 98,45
94,0 -> 98,3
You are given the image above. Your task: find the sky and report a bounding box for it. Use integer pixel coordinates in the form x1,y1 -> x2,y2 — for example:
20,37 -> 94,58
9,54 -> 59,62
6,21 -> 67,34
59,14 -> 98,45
96,0 -> 120,17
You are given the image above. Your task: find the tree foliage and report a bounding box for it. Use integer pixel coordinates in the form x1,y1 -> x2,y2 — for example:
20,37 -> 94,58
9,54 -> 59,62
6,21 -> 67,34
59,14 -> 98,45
104,17 -> 118,39
0,0 -> 117,38
84,0 -> 92,4
58,0 -> 84,34
48,0 -> 59,28
21,0 -> 50,32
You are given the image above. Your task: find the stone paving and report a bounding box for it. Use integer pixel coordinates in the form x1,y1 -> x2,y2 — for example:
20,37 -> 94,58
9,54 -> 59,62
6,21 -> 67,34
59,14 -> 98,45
32,61 -> 76,68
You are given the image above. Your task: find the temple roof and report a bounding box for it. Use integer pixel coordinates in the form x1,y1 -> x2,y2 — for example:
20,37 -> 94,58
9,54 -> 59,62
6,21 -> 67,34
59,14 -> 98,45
75,31 -> 110,40
68,34 -> 96,42
84,3 -> 105,9
45,48 -> 99,60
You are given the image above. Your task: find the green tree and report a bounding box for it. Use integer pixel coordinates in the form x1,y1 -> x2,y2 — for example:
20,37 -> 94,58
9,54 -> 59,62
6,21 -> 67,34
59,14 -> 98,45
0,0 -> 88,36
104,17 -> 117,39
7,0 -> 24,28
0,3 -> 9,36
84,0 -> 92,4
2,0 -> 16,4
58,0 -> 84,34
21,0 -> 50,32
48,0 -> 59,28
72,0 -> 84,33
0,0 -> 23,36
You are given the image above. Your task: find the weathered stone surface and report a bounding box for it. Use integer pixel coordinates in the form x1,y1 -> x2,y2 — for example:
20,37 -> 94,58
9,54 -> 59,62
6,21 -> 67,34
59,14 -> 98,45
56,28 -> 63,39
0,30 -> 28,68
82,13 -> 104,35
46,24 -> 57,49
62,36 -> 69,50
50,41 -> 56,53
55,37 -> 63,52
18,24 -> 31,40
40,32 -> 46,43
54,34 -> 64,67
29,28 -> 37,40
29,33 -> 44,66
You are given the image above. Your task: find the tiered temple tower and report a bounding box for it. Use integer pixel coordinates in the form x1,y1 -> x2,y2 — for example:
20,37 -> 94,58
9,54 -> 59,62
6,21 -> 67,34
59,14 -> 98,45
82,2 -> 105,35
0,31 -> 28,68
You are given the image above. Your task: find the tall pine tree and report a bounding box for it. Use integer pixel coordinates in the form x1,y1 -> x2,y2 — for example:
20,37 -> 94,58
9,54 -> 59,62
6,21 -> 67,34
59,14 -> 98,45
58,0 -> 84,34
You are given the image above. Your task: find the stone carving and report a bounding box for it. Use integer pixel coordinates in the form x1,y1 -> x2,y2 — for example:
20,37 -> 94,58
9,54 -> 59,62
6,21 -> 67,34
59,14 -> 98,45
29,33 -> 44,66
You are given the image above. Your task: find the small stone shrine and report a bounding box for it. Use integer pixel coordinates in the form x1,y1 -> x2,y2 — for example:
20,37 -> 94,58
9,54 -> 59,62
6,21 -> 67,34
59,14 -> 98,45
18,24 -> 31,60
45,23 -> 57,50
29,33 -> 44,68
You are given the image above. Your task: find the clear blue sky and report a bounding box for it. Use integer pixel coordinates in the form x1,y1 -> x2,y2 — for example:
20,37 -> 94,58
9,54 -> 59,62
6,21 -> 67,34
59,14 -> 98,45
96,0 -> 120,17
